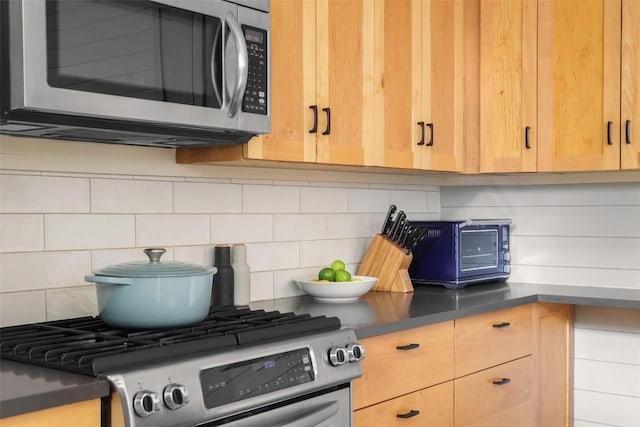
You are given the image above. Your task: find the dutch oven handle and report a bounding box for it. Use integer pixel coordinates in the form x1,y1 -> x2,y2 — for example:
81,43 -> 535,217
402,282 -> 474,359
84,275 -> 132,286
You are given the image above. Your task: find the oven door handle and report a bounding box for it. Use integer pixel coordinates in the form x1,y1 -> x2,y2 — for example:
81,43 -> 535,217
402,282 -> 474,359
277,401 -> 340,427
225,12 -> 248,118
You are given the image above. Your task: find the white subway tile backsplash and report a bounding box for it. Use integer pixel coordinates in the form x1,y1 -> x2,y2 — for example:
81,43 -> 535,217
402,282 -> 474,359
300,187 -> 349,213
510,265 -> 640,288
91,178 -> 173,213
246,242 -> 299,272
273,269 -> 307,298
347,188 -> 390,213
243,185 -> 300,213
250,271 -> 274,302
575,359 -> 640,398
325,214 -> 378,239
0,174 -> 89,213
0,214 -> 44,252
136,214 -> 210,247
173,245 -> 214,267
574,328 -> 640,365
174,181 -> 242,213
299,238 -> 369,268
45,214 -> 135,250
91,247 -> 169,271
211,214 -> 273,244
0,291 -> 46,326
46,286 -> 98,321
0,251 -> 91,292
274,214 -> 325,241
389,190 -> 428,213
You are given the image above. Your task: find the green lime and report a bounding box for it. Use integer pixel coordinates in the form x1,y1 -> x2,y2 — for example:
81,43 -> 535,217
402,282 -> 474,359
330,260 -> 346,271
335,270 -> 352,282
318,267 -> 336,281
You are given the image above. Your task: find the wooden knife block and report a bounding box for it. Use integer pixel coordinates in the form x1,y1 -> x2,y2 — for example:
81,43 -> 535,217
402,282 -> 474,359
357,234 -> 414,293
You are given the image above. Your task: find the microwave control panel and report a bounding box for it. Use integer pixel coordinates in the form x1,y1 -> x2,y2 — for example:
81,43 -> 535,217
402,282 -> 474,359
242,26 -> 268,115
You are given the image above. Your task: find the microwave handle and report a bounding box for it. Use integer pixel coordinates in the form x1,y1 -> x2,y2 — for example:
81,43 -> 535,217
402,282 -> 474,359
225,13 -> 249,118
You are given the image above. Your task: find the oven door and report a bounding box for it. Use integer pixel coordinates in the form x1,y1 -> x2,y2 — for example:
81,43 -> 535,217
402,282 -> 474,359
196,388 -> 351,427
14,0 -> 249,130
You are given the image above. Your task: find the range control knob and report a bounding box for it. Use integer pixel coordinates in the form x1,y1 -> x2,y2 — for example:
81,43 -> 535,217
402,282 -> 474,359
133,390 -> 160,417
346,343 -> 366,362
163,383 -> 190,410
328,347 -> 348,366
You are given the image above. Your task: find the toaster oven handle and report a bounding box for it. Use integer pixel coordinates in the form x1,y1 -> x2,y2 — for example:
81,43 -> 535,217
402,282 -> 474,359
225,13 -> 249,119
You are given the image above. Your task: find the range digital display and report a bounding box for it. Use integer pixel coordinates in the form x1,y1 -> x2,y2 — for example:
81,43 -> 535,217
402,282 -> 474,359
200,348 -> 314,408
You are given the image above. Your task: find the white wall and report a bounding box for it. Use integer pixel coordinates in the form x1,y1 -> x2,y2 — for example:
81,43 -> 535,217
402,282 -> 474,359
0,137 -> 442,327
441,183 -> 640,427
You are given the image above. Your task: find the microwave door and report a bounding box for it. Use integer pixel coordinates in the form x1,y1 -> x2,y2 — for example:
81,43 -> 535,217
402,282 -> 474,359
18,0 -> 238,130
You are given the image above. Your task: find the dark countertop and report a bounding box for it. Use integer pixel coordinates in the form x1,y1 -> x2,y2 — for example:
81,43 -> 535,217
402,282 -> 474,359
2,281 -> 639,418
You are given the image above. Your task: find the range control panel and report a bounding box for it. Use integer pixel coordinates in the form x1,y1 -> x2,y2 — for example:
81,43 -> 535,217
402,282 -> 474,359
242,25 -> 268,115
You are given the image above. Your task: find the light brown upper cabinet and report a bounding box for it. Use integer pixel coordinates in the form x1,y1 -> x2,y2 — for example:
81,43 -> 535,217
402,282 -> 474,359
373,0 -> 465,172
479,0 -> 537,173
479,0 -> 639,173
622,0 -> 640,169
176,0 -> 375,166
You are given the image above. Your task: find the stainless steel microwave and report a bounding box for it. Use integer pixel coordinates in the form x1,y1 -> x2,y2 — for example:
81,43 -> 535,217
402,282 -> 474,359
0,0 -> 270,147
408,219 -> 512,289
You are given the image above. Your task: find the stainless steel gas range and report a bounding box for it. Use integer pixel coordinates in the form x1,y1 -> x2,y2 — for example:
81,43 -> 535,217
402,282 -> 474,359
0,307 -> 364,426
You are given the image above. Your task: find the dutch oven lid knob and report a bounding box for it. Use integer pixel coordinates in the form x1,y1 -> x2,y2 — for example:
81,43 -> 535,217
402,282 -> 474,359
144,248 -> 166,264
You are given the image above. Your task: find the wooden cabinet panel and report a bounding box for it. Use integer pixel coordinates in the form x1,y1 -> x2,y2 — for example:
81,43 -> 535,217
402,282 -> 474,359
537,0 -> 621,171
354,381 -> 453,427
455,356 -> 535,427
534,303 -> 574,427
479,0 -> 537,173
455,304 -> 533,377
352,321 -> 454,410
0,399 -> 101,427
622,0 -> 640,169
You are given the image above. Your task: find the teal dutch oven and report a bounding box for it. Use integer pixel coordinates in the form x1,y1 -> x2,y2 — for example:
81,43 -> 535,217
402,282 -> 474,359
85,248 -> 217,328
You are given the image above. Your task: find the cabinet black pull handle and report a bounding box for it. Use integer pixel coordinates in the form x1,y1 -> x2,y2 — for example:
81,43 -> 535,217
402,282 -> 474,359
396,343 -> 420,350
607,121 -> 613,145
322,107 -> 331,135
492,378 -> 511,385
396,409 -> 420,419
525,126 -> 531,149
417,121 -> 425,145
426,123 -> 434,146
626,120 -> 632,144
309,106 -> 318,134
492,322 -> 511,328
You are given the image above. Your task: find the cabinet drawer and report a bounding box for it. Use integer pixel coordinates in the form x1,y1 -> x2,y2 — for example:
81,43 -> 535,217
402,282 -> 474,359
353,321 -> 454,409
354,381 -> 453,427
455,356 -> 534,427
455,304 -> 533,376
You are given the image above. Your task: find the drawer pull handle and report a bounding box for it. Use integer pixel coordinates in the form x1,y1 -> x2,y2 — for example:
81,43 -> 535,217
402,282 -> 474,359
396,409 -> 420,419
492,322 -> 511,328
396,343 -> 420,351
492,378 -> 511,385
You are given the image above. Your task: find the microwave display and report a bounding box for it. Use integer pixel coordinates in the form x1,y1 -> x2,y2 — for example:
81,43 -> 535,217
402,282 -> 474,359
460,229 -> 499,271
46,0 -> 224,108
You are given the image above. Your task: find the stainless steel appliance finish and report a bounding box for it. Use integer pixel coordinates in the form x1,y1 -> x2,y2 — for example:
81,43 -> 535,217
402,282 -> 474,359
0,0 -> 270,148
0,307 -> 363,427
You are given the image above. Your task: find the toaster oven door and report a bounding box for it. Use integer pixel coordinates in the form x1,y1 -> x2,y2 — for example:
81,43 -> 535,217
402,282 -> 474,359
459,228 -> 500,272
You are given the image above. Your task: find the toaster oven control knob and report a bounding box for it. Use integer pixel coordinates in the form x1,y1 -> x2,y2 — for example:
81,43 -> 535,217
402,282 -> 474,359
133,390 -> 160,417
328,347 -> 348,366
346,343 -> 366,362
503,252 -> 511,262
163,383 -> 190,410
503,265 -> 511,273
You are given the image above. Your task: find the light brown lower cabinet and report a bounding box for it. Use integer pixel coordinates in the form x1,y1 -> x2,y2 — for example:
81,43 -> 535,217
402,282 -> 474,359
0,399 -> 101,427
354,381 -> 454,426
455,356 -> 535,427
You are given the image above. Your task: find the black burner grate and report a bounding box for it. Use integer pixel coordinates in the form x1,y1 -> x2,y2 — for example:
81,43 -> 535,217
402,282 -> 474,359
0,307 -> 341,376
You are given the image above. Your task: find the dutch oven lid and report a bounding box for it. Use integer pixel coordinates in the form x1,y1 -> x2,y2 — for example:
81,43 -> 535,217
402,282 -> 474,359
93,248 -> 216,278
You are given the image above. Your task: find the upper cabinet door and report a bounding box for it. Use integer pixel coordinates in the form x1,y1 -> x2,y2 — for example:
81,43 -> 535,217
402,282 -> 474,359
622,0 -> 640,170
479,0 -> 537,173
315,0 -> 375,166
374,0 -> 422,169
421,0 -> 465,172
246,0 -> 317,162
537,0 -> 622,172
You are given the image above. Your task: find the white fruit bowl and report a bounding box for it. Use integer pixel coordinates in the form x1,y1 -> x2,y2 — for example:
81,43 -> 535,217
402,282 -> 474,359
294,276 -> 377,302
